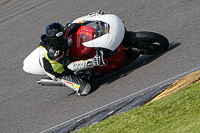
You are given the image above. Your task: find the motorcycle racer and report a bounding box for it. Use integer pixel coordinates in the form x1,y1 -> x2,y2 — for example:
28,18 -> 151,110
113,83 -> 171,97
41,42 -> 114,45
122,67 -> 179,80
23,10 -> 169,94
39,22 -> 100,96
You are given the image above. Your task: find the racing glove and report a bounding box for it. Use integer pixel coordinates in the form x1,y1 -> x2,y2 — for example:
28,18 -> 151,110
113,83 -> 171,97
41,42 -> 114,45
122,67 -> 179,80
67,56 -> 100,71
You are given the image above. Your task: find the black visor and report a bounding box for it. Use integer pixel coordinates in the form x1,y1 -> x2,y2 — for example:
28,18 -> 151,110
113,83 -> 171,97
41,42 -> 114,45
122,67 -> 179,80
49,36 -> 67,48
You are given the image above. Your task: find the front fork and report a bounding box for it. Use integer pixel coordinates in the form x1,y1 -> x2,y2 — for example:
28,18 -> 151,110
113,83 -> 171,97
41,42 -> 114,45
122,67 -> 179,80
123,46 -> 148,55
122,31 -> 148,54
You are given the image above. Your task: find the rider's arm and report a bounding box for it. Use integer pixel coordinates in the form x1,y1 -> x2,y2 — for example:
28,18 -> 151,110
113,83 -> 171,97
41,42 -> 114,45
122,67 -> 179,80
66,23 -> 82,36
66,21 -> 91,36
47,47 -> 100,72
39,34 -> 48,47
67,56 -> 100,71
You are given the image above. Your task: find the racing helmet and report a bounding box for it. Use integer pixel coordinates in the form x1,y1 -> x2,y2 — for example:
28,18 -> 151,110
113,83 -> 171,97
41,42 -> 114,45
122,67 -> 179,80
45,22 -> 67,48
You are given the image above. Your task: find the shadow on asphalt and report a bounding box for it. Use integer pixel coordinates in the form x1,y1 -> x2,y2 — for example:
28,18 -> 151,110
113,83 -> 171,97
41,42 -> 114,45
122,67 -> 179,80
89,42 -> 182,94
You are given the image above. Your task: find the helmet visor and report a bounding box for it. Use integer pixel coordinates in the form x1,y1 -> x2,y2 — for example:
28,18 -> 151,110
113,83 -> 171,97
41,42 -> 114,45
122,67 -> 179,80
50,36 -> 67,48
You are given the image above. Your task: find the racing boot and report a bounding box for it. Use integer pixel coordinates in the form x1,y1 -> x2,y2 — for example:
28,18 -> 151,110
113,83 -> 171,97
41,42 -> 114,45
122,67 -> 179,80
57,75 -> 91,96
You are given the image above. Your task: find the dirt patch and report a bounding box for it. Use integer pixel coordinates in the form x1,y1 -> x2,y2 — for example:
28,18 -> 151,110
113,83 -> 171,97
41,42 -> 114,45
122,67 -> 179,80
148,70 -> 200,103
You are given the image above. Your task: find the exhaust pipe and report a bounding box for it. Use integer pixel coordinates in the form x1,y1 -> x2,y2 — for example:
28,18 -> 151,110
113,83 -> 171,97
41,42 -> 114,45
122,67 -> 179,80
37,77 -> 64,86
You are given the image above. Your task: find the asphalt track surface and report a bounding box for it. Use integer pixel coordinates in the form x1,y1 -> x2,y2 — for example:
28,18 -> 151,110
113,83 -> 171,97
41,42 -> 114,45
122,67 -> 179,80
0,0 -> 200,133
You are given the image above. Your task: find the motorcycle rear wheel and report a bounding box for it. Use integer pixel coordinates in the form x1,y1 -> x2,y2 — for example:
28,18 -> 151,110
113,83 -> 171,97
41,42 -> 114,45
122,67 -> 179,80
135,31 -> 169,55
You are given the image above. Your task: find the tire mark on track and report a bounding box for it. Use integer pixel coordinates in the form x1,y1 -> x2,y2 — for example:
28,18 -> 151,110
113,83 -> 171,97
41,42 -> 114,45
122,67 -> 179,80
0,1 -> 24,16
1,0 -> 11,5
0,0 -> 49,24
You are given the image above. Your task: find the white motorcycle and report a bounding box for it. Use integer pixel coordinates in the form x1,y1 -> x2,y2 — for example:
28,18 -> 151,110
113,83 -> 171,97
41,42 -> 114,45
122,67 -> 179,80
23,11 -> 169,86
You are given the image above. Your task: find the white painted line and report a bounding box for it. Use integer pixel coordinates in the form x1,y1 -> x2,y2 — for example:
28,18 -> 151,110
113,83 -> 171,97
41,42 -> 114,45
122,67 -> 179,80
41,66 -> 200,133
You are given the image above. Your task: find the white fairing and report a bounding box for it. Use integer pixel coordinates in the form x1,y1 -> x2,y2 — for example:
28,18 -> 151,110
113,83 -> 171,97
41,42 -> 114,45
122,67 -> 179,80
23,47 -> 45,75
72,14 -> 125,51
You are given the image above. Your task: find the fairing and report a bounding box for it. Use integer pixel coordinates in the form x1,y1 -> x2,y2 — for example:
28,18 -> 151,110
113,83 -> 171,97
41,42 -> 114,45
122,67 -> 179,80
72,14 -> 125,51
23,47 -> 45,75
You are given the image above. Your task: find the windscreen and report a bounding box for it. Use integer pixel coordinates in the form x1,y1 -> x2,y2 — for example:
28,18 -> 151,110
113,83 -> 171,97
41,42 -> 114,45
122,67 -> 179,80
80,21 -> 110,42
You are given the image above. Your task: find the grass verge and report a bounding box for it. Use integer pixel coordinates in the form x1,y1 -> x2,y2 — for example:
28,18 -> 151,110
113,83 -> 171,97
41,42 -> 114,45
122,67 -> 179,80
78,81 -> 200,133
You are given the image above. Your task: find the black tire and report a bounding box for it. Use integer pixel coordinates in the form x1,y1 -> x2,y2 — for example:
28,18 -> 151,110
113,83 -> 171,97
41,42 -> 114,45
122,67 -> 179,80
135,31 -> 169,55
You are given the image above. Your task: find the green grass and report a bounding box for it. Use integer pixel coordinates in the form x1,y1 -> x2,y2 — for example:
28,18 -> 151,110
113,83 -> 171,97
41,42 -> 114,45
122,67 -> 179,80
78,82 -> 200,133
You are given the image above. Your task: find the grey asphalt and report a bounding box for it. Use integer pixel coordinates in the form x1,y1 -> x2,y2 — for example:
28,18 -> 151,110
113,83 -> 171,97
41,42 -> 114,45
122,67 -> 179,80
0,0 -> 200,133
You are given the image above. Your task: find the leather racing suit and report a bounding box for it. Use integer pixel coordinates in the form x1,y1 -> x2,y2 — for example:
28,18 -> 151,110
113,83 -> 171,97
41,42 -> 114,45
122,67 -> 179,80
39,23 -> 93,96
